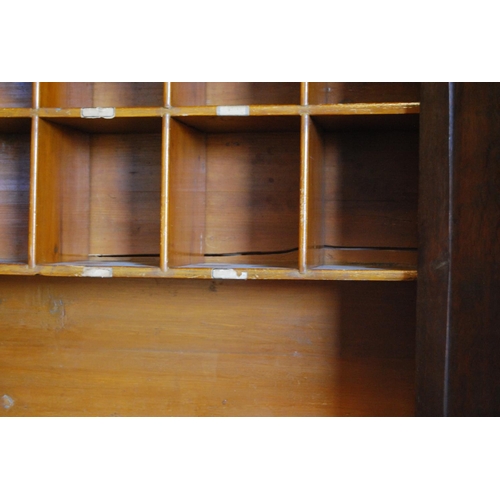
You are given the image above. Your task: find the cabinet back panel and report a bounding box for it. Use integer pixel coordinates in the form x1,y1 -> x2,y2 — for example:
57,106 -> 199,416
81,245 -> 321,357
171,83 -> 301,106
0,83 -> 32,108
0,133 -> 30,261
204,132 -> 300,265
321,129 -> 419,250
0,277 -> 415,416
89,133 -> 162,257
308,82 -> 420,105
39,83 -> 164,108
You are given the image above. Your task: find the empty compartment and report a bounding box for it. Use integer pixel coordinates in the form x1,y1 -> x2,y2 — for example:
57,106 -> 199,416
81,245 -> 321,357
306,114 -> 419,270
39,83 -> 165,108
35,117 -> 162,267
308,82 -> 420,105
0,118 -> 31,263
170,83 -> 301,106
168,115 -> 301,269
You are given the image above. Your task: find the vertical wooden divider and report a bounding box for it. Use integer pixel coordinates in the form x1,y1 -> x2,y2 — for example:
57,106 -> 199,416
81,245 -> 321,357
161,115 -> 169,272
28,83 -> 40,268
28,115 -> 38,268
299,114 -> 309,273
164,82 -> 171,108
307,116 -> 325,269
301,82 -> 308,106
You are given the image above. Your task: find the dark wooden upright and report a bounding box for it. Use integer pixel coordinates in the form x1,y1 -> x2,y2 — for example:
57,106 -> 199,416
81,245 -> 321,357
417,83 -> 500,416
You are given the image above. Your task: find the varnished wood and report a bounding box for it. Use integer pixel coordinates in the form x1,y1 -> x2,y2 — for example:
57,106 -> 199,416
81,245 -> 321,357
0,121 -> 31,263
35,118 -> 162,266
170,83 -> 301,106
0,82 -> 427,417
0,83 -> 32,108
167,117 -> 207,267
417,83 -> 500,416
168,116 -> 301,268
39,83 -> 164,108
0,277 -> 416,416
308,82 -> 420,105
316,120 -> 419,254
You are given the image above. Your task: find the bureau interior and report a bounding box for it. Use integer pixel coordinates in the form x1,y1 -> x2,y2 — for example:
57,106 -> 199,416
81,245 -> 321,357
168,115 -> 301,268
39,82 -> 165,108
307,114 -> 419,270
0,82 -> 33,108
0,118 -> 31,263
170,82 -> 301,106
307,82 -> 421,105
35,117 -> 162,267
0,277 -> 417,416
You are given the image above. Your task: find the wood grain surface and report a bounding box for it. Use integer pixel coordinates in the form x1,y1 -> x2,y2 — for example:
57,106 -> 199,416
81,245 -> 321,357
0,277 -> 416,416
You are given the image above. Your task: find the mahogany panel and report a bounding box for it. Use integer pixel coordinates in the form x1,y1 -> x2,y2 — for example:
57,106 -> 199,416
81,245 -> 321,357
417,82 -> 500,416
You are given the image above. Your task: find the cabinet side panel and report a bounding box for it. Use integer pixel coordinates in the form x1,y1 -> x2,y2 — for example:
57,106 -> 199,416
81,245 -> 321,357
447,83 -> 500,416
168,119 -> 206,266
416,83 -> 451,416
36,120 -> 90,263
306,116 -> 325,268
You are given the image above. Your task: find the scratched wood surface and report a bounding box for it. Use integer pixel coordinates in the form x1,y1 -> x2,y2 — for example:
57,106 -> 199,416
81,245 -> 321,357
0,277 -> 416,416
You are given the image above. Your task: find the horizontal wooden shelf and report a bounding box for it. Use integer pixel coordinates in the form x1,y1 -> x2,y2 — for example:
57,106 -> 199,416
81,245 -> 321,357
0,82 -> 420,281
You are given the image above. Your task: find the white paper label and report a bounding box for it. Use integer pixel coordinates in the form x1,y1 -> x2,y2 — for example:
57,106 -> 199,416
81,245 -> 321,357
82,267 -> 113,278
216,105 -> 250,116
211,269 -> 248,280
81,107 -> 115,119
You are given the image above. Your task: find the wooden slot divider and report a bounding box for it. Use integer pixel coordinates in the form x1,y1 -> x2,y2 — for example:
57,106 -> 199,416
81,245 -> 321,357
0,83 -> 420,281
301,82 -> 309,106
28,116 -> 38,268
299,114 -> 309,273
161,115 -> 170,272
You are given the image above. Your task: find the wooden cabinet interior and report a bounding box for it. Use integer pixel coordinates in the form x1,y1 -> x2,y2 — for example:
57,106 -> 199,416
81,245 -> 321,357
35,116 -> 162,267
0,82 -> 420,416
0,118 -> 31,263
168,115 -> 301,268
170,82 -> 301,106
39,82 -> 165,108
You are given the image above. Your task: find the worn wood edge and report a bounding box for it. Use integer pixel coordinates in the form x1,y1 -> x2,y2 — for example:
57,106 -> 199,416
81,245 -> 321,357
299,115 -> 310,273
307,103 -> 420,115
0,108 -> 33,117
28,116 -> 39,268
161,115 -> 169,272
31,265 -> 417,280
4,103 -> 420,119
0,264 -> 35,275
36,108 -> 165,118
